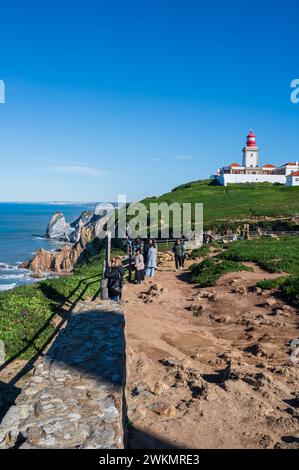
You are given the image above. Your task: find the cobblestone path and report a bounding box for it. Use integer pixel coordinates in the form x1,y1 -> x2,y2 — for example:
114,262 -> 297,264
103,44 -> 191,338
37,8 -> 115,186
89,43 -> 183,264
0,301 -> 125,449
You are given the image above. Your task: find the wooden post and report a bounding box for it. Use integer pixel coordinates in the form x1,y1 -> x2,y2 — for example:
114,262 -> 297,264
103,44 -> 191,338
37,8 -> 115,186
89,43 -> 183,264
101,259 -> 109,300
128,251 -> 132,281
100,234 -> 111,300
106,230 -> 111,266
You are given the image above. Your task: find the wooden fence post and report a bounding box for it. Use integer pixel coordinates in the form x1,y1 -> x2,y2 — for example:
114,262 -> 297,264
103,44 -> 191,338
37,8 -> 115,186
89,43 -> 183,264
106,230 -> 111,266
100,233 -> 111,300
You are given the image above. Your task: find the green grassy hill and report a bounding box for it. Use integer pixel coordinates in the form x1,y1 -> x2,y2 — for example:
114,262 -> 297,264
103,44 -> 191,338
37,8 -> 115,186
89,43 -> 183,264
141,180 -> 299,228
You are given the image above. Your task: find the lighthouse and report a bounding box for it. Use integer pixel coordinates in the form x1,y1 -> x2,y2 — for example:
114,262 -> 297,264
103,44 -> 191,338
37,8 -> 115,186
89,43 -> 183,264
214,129 -> 298,185
242,129 -> 259,168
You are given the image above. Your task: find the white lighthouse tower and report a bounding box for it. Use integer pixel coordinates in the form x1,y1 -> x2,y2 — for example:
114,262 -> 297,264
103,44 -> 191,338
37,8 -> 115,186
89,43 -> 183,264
242,129 -> 259,168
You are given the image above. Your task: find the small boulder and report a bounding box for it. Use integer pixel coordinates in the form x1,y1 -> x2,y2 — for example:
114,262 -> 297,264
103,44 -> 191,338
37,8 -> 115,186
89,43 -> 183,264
150,402 -> 176,417
265,297 -> 278,308
188,304 -> 206,317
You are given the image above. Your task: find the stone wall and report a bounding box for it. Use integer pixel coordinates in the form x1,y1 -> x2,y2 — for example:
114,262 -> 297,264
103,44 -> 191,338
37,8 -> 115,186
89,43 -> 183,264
218,173 -> 286,186
0,301 -> 126,449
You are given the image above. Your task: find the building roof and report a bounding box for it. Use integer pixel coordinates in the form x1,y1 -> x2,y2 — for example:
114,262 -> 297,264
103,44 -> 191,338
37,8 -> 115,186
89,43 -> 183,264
282,162 -> 297,166
287,170 -> 299,177
262,164 -> 277,168
229,162 -> 241,167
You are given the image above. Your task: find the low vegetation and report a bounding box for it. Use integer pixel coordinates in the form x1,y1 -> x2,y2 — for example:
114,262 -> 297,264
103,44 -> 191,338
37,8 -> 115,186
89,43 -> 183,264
220,236 -> 299,275
189,245 -> 211,259
0,249 -> 124,361
256,276 -> 289,290
190,258 -> 253,287
190,236 -> 299,298
218,236 -> 299,302
257,276 -> 299,303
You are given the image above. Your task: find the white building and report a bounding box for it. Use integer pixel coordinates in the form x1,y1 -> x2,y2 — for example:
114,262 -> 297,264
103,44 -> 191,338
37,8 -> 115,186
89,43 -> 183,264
286,170 -> 299,186
214,130 -> 299,186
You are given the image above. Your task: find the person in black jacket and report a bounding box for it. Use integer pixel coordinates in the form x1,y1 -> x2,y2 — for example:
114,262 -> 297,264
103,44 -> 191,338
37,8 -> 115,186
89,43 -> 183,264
143,238 -> 151,265
172,239 -> 184,271
104,256 -> 125,301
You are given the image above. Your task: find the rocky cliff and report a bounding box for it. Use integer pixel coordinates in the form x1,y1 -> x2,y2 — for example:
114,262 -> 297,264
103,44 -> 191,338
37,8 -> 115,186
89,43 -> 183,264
46,210 -> 96,242
21,209 -> 113,274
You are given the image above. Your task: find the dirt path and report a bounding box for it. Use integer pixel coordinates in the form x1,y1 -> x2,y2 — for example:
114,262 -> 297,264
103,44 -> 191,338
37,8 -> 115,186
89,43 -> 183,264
123,256 -> 299,449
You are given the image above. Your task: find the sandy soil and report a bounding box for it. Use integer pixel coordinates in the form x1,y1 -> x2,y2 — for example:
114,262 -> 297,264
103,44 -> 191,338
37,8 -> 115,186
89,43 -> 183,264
123,255 -> 299,449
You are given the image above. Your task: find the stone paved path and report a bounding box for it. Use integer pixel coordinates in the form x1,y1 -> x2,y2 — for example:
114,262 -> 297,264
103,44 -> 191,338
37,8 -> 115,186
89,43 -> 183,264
0,301 -> 125,449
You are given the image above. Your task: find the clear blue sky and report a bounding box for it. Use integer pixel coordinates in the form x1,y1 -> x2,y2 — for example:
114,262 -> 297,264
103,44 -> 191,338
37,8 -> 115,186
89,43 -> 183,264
0,0 -> 298,202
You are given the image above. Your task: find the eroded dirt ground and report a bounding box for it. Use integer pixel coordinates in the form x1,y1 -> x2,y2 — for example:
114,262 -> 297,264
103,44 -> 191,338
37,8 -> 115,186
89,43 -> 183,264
123,254 -> 299,449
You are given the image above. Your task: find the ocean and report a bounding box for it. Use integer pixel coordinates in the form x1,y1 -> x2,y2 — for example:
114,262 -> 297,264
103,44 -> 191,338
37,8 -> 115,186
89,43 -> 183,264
0,203 -> 96,291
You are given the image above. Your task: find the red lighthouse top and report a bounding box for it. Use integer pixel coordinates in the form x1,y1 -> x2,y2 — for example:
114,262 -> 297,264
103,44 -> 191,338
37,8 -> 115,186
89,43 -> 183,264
246,129 -> 256,147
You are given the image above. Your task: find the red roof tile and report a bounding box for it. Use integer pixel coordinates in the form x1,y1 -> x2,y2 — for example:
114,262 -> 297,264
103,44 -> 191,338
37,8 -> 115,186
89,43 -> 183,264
288,170 -> 299,177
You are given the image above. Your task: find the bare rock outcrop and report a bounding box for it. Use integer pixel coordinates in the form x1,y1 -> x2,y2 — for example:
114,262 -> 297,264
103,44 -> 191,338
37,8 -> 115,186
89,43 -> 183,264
46,205 -> 114,243
20,208 -> 114,274
46,210 -> 98,243
46,211 -> 73,240
19,244 -> 82,274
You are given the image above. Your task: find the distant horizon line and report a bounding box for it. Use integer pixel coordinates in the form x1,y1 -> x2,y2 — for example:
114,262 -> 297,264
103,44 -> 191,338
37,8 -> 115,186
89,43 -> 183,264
0,201 -> 117,204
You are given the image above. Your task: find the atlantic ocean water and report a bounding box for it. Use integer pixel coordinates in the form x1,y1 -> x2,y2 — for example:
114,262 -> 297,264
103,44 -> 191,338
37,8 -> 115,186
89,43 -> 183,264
0,203 -> 95,291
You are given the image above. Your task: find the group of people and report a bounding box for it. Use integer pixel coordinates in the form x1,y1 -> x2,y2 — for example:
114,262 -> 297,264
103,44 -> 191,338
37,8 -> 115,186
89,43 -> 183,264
127,237 -> 158,283
104,236 -> 188,302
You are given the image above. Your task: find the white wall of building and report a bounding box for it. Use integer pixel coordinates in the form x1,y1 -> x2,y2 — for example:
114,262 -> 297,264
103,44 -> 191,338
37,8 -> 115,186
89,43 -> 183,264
218,174 -> 286,186
286,176 -> 299,186
283,164 -> 299,174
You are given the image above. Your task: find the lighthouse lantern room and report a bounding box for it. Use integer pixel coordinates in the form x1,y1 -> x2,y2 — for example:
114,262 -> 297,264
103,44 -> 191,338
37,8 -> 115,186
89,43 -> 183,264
242,129 -> 259,168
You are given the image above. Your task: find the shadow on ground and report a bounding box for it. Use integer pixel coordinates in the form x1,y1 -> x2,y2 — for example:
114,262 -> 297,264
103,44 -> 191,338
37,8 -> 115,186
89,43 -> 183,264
127,425 -> 180,449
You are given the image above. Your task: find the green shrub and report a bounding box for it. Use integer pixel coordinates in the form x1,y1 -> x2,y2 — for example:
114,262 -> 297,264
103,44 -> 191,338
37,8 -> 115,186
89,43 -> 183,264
190,259 -> 253,287
256,276 -> 289,290
256,275 -> 299,302
282,277 -> 299,302
189,245 -> 210,259
220,236 -> 299,275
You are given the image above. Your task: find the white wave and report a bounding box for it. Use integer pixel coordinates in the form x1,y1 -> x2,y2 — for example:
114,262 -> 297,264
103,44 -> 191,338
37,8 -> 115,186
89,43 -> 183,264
0,273 -> 28,280
0,263 -> 15,270
0,283 -> 17,291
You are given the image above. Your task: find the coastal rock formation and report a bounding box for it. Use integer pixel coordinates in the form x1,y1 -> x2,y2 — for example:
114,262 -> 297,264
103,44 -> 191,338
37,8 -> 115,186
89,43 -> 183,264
46,211 -> 72,240
21,208 -> 113,274
20,245 -> 79,273
46,210 -> 95,242
46,205 -> 115,243
20,227 -> 102,274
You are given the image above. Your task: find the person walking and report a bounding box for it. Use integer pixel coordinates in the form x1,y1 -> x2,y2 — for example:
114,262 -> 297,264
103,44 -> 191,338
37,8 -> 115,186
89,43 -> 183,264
180,238 -> 187,268
104,256 -> 124,301
145,240 -> 157,277
143,238 -> 151,266
172,239 -> 184,271
133,248 -> 145,284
